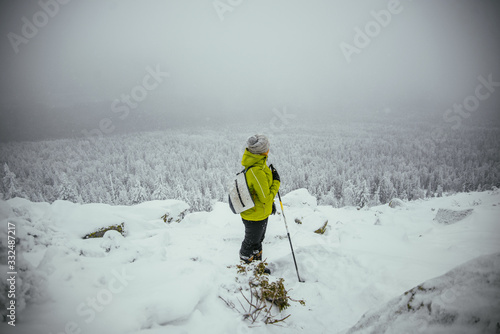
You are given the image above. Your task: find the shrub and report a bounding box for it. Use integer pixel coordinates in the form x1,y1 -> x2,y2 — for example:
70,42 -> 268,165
83,223 -> 125,239
221,261 -> 305,325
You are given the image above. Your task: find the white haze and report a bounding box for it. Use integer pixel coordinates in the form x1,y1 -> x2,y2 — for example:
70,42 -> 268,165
0,0 -> 499,140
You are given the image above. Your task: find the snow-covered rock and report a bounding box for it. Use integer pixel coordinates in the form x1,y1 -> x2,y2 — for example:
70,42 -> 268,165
388,198 -> 405,208
346,252 -> 500,334
281,188 -> 317,208
434,208 -> 474,225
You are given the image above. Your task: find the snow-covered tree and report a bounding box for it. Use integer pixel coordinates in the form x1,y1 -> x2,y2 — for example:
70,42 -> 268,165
371,186 -> 381,206
2,163 -> 21,200
356,179 -> 371,208
436,185 -> 443,197
379,175 -> 395,204
130,179 -> 149,204
342,180 -> 356,207
322,187 -> 338,207
57,172 -> 78,202
0,122 -> 498,210
152,176 -> 169,200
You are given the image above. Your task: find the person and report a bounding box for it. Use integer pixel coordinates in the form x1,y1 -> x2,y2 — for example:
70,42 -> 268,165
239,134 -> 280,265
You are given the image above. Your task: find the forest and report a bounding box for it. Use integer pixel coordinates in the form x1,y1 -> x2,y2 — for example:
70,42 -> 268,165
1,120 -> 499,212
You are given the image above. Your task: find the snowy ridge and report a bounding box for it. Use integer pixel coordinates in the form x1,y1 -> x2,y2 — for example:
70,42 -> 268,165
346,253 -> 500,334
1,189 -> 500,334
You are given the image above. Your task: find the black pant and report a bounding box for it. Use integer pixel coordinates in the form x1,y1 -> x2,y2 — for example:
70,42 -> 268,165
239,218 -> 268,260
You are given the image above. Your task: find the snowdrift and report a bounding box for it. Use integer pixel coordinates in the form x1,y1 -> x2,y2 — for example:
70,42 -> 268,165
346,253 -> 500,334
1,189 -> 499,334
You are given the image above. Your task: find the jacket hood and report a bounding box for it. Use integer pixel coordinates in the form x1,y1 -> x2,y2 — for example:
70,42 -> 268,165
241,149 -> 267,168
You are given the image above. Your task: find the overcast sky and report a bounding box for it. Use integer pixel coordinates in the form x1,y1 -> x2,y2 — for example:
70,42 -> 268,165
1,0 -> 499,139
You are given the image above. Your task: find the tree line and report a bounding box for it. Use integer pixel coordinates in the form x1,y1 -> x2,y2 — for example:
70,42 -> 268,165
1,121 -> 499,211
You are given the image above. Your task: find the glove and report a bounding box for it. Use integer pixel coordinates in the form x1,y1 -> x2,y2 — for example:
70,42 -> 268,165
272,202 -> 277,215
270,164 -> 280,182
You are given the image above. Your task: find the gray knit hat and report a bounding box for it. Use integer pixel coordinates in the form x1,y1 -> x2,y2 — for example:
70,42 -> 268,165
247,134 -> 270,154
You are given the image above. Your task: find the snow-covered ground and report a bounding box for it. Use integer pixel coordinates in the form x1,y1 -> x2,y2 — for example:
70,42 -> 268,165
1,189 -> 499,334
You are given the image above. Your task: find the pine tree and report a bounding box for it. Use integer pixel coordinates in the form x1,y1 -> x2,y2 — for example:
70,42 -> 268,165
130,179 -> 149,204
371,186 -> 381,206
322,187 -> 338,207
426,181 -> 433,198
2,163 -> 20,200
57,172 -> 78,202
436,185 -> 443,197
379,175 -> 394,204
342,180 -> 356,206
152,176 -> 169,200
357,179 -> 371,208
117,187 -> 130,204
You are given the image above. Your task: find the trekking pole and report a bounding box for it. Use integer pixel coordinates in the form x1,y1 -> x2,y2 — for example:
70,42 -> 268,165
277,191 -> 304,283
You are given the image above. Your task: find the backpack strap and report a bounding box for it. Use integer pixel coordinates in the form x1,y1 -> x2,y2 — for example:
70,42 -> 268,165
244,165 -> 258,173
234,178 -> 245,207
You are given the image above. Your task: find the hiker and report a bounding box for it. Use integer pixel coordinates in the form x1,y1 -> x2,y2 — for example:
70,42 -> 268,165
239,134 -> 280,264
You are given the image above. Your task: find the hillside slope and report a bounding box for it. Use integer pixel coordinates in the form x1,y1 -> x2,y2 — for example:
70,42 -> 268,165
346,252 -> 500,334
1,189 -> 499,334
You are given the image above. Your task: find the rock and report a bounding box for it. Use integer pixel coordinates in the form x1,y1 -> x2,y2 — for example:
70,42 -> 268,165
314,221 -> 329,234
434,208 -> 473,225
346,253 -> 500,334
162,208 -> 188,223
388,198 -> 405,208
83,222 -> 126,239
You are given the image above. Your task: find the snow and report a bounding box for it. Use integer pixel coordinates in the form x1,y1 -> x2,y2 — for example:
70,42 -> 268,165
346,253 -> 500,334
1,189 -> 500,334
281,188 -> 317,208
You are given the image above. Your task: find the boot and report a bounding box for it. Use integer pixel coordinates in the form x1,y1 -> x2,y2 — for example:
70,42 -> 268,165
239,252 -> 254,264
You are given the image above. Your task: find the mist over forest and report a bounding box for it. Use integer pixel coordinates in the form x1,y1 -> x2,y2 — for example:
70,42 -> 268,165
1,0 -> 500,209
1,0 -> 499,142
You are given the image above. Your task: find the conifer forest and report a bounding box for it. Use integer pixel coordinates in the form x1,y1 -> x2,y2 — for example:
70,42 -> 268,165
1,119 -> 499,212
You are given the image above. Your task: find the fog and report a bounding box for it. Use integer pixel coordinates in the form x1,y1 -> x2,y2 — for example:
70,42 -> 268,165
1,0 -> 499,141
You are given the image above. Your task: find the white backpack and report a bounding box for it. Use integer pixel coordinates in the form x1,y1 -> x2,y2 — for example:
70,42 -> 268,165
228,167 -> 255,214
